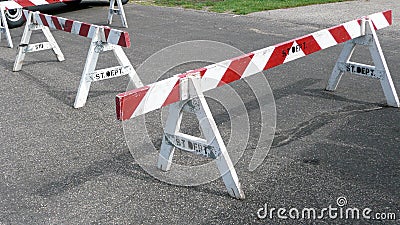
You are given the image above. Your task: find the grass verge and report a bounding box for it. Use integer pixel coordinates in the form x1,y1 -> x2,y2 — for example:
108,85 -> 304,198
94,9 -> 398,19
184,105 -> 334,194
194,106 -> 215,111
138,0 -> 353,14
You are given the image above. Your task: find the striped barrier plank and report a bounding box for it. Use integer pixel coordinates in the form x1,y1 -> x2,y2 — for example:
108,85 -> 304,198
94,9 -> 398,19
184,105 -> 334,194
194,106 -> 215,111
22,10 -> 130,47
0,0 -> 127,27
0,0 -> 63,10
116,10 -> 393,121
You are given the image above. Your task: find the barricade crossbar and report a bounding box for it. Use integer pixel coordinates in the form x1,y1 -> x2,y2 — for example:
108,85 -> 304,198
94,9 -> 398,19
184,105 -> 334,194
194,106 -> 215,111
21,10 -> 130,47
116,10 -> 393,121
0,0 -> 127,27
0,0 -> 58,10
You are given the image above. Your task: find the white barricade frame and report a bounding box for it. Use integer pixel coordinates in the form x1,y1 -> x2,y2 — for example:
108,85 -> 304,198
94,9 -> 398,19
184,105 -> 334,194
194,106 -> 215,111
74,26 -> 143,108
0,6 -> 13,48
158,73 -> 245,199
108,0 -> 128,28
0,0 -> 128,48
327,18 -> 399,107
13,11 -> 65,71
115,10 -> 398,199
13,10 -> 143,108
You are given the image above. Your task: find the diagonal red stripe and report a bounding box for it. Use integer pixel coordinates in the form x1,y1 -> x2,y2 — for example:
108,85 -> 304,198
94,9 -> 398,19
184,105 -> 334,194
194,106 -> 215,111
104,28 -> 111,41
383,10 -> 392,26
187,67 -> 207,77
19,0 -> 36,7
371,21 -> 378,31
51,16 -> 62,30
296,35 -> 322,54
64,20 -> 73,32
79,23 -> 91,37
117,31 -> 130,48
116,86 -> 150,121
162,80 -> 181,107
39,14 -> 49,27
328,25 -> 352,44
218,53 -> 254,86
22,10 -> 28,21
264,41 -> 293,70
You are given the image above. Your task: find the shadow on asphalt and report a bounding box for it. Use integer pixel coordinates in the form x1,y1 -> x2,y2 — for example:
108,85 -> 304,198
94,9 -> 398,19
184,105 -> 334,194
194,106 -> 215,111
26,1 -> 110,15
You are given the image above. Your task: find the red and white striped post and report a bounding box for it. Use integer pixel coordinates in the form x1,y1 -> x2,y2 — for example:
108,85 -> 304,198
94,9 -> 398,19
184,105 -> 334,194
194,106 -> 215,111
115,10 -> 398,199
13,10 -> 143,108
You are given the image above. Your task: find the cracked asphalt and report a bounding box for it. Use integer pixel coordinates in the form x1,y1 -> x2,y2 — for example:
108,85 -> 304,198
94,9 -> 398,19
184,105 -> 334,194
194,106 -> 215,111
0,0 -> 399,224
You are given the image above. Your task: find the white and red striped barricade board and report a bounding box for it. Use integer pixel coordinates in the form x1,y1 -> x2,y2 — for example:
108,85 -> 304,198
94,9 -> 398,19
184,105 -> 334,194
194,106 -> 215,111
0,0 -> 126,27
108,0 -> 128,28
115,10 -> 398,199
13,10 -> 143,108
0,0 -> 127,48
0,0 -> 63,10
0,6 -> 12,48
0,0 -> 67,48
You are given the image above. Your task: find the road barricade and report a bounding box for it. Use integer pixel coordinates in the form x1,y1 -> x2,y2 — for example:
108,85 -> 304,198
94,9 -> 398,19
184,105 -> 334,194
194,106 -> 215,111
115,10 -> 398,199
108,0 -> 128,28
0,0 -> 127,48
13,10 -> 142,108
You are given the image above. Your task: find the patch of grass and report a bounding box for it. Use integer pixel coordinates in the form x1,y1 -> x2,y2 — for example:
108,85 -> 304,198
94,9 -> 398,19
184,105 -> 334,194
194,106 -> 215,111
148,0 -> 352,14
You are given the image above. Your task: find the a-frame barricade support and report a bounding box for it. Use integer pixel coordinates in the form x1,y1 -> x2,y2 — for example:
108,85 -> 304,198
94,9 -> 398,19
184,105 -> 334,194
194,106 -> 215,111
12,10 -> 143,108
158,73 -> 245,199
74,26 -> 143,108
0,6 -> 13,48
115,10 -> 398,199
13,10 -> 64,71
326,17 -> 400,107
108,0 -> 128,28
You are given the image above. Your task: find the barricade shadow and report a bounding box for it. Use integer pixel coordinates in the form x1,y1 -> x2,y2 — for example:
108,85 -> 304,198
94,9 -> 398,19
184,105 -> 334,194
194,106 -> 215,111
215,78 -> 376,126
300,108 -> 400,197
146,78 -> 382,154
34,150 -> 230,198
26,1 -> 110,16
272,103 -> 384,148
17,69 -> 125,107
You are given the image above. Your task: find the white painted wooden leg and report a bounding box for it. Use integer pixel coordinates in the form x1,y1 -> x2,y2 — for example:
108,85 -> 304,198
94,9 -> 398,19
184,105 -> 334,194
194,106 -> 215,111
326,41 -> 356,91
42,26 -> 64,61
189,76 -> 245,198
116,0 -> 128,28
13,14 -> 33,71
74,40 -> 99,108
366,20 -> 399,107
195,95 -> 245,199
108,0 -> 115,25
0,6 -> 13,48
113,46 -> 143,87
158,102 -> 183,171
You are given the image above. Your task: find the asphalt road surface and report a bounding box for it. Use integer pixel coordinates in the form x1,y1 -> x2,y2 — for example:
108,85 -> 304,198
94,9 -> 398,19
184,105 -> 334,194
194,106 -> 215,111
0,0 -> 399,224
